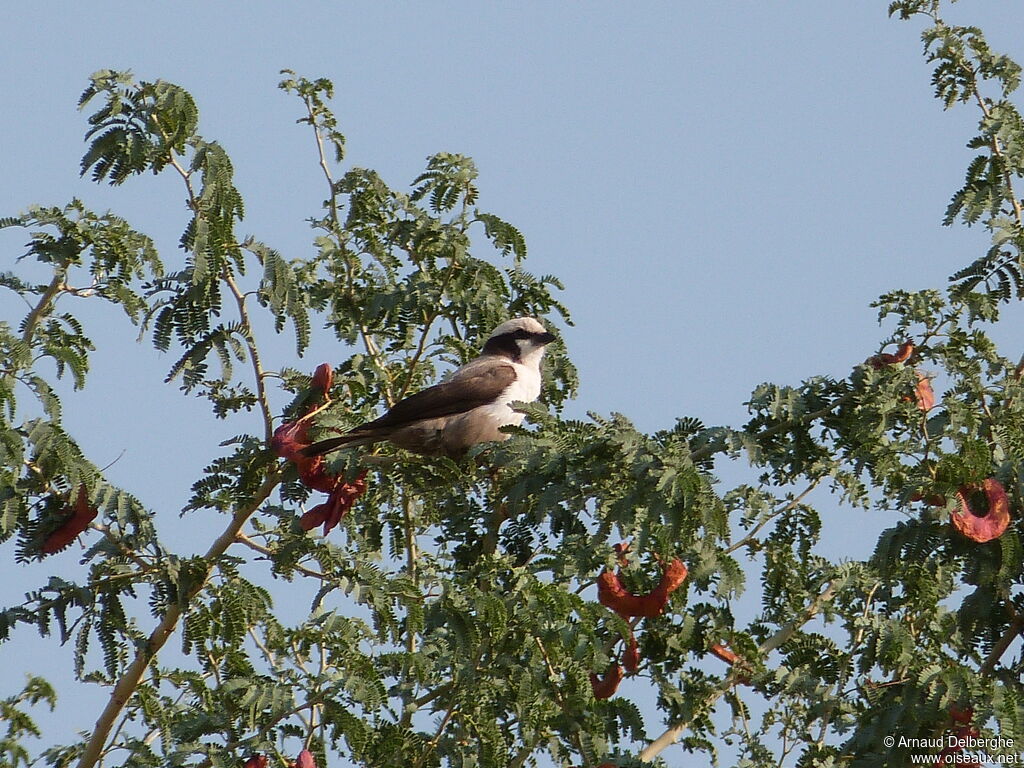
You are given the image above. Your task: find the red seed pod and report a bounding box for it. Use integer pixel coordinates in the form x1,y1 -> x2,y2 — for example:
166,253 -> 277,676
868,341 -> 915,368
948,705 -> 974,725
597,558 -> 688,619
913,371 -> 935,412
312,363 -> 333,393
938,717 -> 983,767
951,478 -> 1011,543
299,471 -> 368,535
243,756 -> 268,768
41,485 -> 98,555
622,633 -> 641,674
590,662 -> 624,700
274,414 -> 371,534
292,750 -> 317,768
272,419 -> 312,462
709,643 -> 739,666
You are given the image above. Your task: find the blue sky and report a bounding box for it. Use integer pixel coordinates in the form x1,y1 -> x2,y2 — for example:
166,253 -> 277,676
3,1 -> 1024,763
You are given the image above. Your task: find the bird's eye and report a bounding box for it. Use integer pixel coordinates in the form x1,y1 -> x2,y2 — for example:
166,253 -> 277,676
513,329 -> 532,340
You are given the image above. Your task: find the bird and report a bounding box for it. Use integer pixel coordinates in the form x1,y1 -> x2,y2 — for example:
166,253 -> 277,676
300,317 -> 557,458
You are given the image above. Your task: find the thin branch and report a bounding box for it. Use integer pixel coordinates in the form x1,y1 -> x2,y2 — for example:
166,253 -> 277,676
248,626 -> 281,671
403,490 -> 419,655
979,607 -> 1024,676
725,481 -> 820,555
533,636 -> 588,763
20,272 -> 65,347
91,522 -> 153,570
413,682 -> 453,709
412,702 -> 459,768
235,531 -> 328,580
304,94 -> 340,230
356,321 -> 395,407
970,82 -> 1024,226
76,470 -> 282,768
158,117 -> 273,444
224,272 -> 274,443
163,148 -> 199,211
640,581 -> 838,762
392,259 -> 460,405
760,581 -> 837,655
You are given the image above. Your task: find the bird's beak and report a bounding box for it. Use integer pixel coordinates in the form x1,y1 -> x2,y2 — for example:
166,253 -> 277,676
537,331 -> 556,344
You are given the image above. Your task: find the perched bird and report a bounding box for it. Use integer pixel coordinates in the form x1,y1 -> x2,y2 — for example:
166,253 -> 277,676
301,317 -> 556,458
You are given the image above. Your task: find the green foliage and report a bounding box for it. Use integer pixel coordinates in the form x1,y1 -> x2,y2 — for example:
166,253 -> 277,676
6,5 -> 1024,765
0,676 -> 56,767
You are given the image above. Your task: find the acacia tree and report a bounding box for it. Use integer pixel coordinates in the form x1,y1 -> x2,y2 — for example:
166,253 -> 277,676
4,3 -> 1024,767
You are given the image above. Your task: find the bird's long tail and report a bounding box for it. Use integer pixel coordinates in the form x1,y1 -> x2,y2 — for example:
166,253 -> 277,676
299,433 -> 375,457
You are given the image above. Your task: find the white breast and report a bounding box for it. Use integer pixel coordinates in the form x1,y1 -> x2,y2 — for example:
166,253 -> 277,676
480,361 -> 542,427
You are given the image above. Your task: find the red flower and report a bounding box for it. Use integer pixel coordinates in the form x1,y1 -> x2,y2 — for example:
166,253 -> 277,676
598,558 -> 688,619
311,363 -> 333,394
298,471 -> 368,535
622,633 -> 641,674
868,341 -> 915,369
292,751 -> 317,768
951,478 -> 1011,543
590,662 -> 624,700
41,485 -> 98,555
243,756 -> 268,768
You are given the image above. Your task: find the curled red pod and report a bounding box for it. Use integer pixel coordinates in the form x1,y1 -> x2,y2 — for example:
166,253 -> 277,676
597,571 -> 636,617
868,341 -> 915,369
709,642 -> 752,684
243,757 -> 268,768
890,341 -> 915,363
652,558 -> 688,600
622,634 -> 641,674
590,662 -> 624,700
292,750 -> 317,768
41,485 -> 98,555
312,363 -> 333,393
951,478 -> 1011,543
274,419 -> 336,492
598,558 -> 688,619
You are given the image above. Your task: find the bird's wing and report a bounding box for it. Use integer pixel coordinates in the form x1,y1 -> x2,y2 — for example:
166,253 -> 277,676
359,362 -> 517,431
